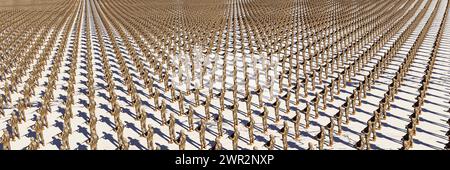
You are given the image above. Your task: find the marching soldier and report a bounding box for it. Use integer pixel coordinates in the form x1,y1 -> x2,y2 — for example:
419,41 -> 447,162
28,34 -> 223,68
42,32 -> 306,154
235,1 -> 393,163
326,117 -> 335,147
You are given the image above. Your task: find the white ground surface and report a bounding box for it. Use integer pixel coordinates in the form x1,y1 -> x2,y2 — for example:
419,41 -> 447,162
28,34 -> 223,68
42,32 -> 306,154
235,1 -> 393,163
0,0 -> 449,150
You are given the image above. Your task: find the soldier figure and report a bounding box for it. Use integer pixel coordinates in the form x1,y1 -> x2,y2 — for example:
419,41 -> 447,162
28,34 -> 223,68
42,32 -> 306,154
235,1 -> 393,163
212,136 -> 222,150
313,93 -> 320,119
229,126 -> 239,150
281,121 -> 289,150
160,100 -> 167,126
264,134 -> 275,150
293,110 -> 301,140
1,129 -> 11,150
273,97 -> 280,123
246,115 -> 255,145
168,113 -> 176,143
175,130 -> 186,150
146,125 -> 154,150
326,117 -> 335,147
315,126 -> 325,150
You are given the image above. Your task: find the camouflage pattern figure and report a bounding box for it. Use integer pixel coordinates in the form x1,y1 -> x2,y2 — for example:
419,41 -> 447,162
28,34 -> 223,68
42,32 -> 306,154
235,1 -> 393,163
10,114 -> 20,141
281,121 -> 289,150
285,92 -> 291,113
168,113 -> 176,143
1,129 -> 11,150
262,106 -> 269,134
326,117 -> 335,147
293,110 -> 301,140
303,103 -> 311,129
146,125 -> 154,150
212,136 -> 222,150
401,129 -> 413,150
194,86 -> 200,106
354,134 -> 365,150
344,99 -> 350,125
160,100 -> 167,126
322,86 -> 328,110
196,118 -> 207,150
188,106 -> 194,131
273,97 -> 280,123
87,132 -> 99,150
313,92 -> 320,119
229,126 -> 239,150
27,138 -> 39,150
204,94 -> 211,120
256,84 -> 263,108
246,115 -> 255,145
219,89 -> 225,111
303,76 -> 309,97
315,126 -> 325,150
153,90 -> 160,110
175,130 -> 186,150
34,117 -> 45,146
232,99 -> 239,126
178,92 -> 184,116
264,134 -> 275,150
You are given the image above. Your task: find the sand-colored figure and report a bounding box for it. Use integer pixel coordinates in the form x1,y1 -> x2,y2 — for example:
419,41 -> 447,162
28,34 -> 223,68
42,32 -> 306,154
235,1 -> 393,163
326,117 -> 335,147
302,103 -> 311,129
145,125 -> 154,150
264,134 -> 275,150
1,129 -> 11,150
229,126 -> 239,150
216,109 -> 223,137
196,118 -> 207,150
168,113 -> 176,143
273,97 -> 280,123
354,134 -> 365,150
262,106 -> 269,134
315,126 -> 325,150
86,132 -> 98,150
313,92 -> 320,119
292,110 -> 301,140
178,92 -> 185,116
280,121 -> 289,150
175,130 -> 186,150
246,115 -> 255,145
160,100 -> 167,126
256,84 -> 263,108
212,136 -> 222,150
187,106 -> 194,131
